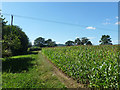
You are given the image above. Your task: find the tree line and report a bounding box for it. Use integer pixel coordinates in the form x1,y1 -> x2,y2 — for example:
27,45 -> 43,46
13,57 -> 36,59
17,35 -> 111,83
65,35 -> 112,46
33,37 -> 92,47
34,37 -> 57,47
33,35 -> 112,47
65,37 -> 92,46
1,16 -> 113,57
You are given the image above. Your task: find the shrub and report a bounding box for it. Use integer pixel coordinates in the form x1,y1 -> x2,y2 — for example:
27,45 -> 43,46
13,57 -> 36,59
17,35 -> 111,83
2,25 -> 29,57
28,46 -> 41,51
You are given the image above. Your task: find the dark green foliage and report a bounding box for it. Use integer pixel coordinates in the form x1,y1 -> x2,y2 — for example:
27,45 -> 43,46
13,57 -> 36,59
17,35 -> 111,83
27,46 -> 41,55
34,37 -> 45,47
2,25 -> 29,57
34,37 -> 57,47
65,37 -> 92,46
1,17 -> 29,57
28,46 -> 41,51
86,41 -> 92,45
74,38 -> 82,45
45,39 -> 57,47
99,35 -> 112,45
27,51 -> 39,54
65,40 -> 74,46
1,17 -> 8,27
81,37 -> 89,45
28,41 -> 32,48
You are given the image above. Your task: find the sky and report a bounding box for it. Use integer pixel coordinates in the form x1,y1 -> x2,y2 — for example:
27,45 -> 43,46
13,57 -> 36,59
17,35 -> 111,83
1,2 -> 119,45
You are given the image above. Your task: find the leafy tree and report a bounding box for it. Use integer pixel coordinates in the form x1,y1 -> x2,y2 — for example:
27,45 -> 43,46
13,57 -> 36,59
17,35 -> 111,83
34,37 -> 57,47
81,37 -> 89,45
45,39 -> 57,47
3,32 -> 21,51
86,41 -> 92,45
65,40 -> 74,46
0,15 -> 7,40
28,41 -> 32,48
34,37 -> 45,47
2,16 -> 29,56
99,35 -> 112,45
74,38 -> 82,45
2,25 -> 29,56
1,15 -> 8,26
45,39 -> 52,44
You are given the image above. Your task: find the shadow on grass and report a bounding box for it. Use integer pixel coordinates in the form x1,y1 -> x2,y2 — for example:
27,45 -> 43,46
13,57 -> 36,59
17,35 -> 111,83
27,51 -> 39,55
2,57 -> 35,73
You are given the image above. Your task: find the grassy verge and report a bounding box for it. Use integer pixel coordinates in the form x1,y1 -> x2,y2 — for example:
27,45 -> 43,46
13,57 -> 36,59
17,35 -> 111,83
2,51 -> 65,88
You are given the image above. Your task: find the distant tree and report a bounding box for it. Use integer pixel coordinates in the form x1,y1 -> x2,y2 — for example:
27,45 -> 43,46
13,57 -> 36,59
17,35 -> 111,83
45,39 -> 57,47
65,40 -> 74,46
74,38 -> 82,45
99,35 -> 112,45
34,37 -> 45,47
86,41 -> 92,45
28,41 -> 32,48
45,39 -> 52,44
81,37 -> 89,45
57,44 -> 65,46
50,41 -> 57,47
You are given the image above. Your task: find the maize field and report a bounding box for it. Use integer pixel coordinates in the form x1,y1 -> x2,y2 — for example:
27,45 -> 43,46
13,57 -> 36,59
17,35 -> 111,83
42,45 -> 119,88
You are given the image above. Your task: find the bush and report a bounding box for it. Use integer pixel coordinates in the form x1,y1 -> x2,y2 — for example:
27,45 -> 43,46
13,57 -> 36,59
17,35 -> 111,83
2,25 -> 29,57
2,49 -> 12,57
28,46 -> 41,51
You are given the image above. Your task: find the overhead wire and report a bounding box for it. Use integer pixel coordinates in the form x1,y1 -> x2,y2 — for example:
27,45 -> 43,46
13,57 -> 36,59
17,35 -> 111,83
1,12 -> 117,31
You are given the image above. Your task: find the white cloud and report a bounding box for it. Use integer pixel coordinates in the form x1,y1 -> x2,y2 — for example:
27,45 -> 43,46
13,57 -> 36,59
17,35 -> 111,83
106,18 -> 110,21
116,16 -> 118,19
115,21 -> 120,25
87,37 -> 96,40
103,22 -> 111,25
102,18 -> 111,25
86,26 -> 96,30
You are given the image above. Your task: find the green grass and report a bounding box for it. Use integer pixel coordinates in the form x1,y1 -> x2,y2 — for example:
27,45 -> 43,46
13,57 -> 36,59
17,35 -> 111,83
2,51 -> 65,88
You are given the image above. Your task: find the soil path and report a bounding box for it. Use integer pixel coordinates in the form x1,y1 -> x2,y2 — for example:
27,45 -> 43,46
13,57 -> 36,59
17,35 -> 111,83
40,51 -> 87,88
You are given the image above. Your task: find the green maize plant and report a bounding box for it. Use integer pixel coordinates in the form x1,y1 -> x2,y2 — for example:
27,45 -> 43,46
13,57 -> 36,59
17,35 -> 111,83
42,45 -> 119,89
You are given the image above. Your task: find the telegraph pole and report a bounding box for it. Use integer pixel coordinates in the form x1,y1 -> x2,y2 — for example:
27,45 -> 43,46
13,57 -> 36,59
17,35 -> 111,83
10,15 -> 13,38
9,15 -> 13,52
11,15 -> 13,26
10,15 -> 13,33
